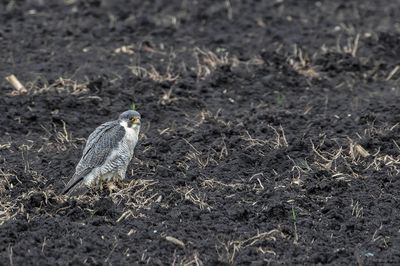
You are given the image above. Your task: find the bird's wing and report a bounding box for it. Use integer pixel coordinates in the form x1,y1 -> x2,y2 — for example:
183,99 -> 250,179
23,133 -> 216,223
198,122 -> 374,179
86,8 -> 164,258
62,121 -> 126,194
81,121 -> 115,155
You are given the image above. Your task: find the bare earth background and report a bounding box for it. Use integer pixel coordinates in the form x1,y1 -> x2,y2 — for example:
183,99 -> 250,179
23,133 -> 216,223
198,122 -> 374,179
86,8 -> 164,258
0,0 -> 400,265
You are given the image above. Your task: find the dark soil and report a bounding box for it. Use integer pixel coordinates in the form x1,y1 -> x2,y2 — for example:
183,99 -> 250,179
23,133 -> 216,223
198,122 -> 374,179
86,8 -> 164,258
1,0 -> 400,265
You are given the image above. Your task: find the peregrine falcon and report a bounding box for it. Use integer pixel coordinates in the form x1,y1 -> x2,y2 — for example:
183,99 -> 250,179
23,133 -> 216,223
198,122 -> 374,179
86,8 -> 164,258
62,110 -> 141,195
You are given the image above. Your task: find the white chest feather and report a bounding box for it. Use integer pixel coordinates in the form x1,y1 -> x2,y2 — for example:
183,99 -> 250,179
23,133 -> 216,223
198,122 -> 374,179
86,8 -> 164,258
120,121 -> 139,146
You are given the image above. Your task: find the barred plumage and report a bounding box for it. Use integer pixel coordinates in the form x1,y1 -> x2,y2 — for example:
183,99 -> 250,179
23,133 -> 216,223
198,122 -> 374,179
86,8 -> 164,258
62,110 -> 141,195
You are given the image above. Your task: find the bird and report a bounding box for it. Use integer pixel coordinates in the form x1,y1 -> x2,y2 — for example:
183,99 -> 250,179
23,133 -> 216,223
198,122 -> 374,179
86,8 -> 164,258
62,110 -> 141,195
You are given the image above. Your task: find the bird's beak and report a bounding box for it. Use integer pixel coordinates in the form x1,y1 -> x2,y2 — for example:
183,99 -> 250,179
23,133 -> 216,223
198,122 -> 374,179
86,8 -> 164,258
132,117 -> 141,125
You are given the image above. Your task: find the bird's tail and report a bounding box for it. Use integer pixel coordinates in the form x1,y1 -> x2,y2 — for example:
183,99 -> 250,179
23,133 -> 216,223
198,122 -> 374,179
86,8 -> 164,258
62,177 -> 83,195
61,171 -> 89,195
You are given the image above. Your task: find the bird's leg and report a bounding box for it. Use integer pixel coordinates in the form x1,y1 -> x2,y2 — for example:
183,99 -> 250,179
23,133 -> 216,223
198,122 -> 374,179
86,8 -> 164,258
97,178 -> 105,191
117,167 -> 127,180
107,181 -> 118,193
106,172 -> 122,190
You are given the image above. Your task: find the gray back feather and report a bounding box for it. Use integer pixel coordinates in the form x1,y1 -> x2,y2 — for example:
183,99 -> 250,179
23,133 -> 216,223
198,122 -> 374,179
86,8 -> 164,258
76,120 -> 125,174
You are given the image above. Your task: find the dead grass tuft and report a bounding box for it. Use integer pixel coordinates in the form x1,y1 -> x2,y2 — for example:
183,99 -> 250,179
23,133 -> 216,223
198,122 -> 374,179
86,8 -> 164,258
175,185 -> 211,211
216,229 -> 284,264
311,139 -> 359,181
321,32 -> 361,57
194,47 -> 233,79
288,46 -> 320,79
310,126 -> 400,182
26,77 -> 89,95
351,199 -> 364,219
121,42 -> 263,82
110,179 -> 159,222
0,201 -> 19,226
172,250 -> 203,266
200,178 -> 244,190
194,47 -> 264,79
39,122 -> 84,152
241,125 -> 288,152
128,65 -> 179,83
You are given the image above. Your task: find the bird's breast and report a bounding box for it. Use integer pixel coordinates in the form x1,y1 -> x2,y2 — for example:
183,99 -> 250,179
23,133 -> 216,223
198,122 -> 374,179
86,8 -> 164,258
123,127 -> 139,152
125,127 -> 138,141
119,121 -> 139,152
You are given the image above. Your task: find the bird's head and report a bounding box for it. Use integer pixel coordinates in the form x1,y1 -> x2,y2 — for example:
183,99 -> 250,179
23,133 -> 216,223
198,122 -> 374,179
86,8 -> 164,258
119,110 -> 141,129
